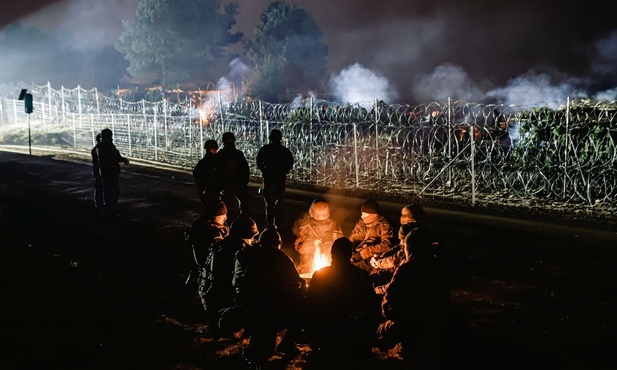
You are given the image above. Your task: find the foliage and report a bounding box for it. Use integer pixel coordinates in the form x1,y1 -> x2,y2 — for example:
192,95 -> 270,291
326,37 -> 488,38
245,1 -> 328,102
115,0 -> 243,88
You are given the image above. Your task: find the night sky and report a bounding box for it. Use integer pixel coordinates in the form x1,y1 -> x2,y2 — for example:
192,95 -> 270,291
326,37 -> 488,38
2,0 -> 617,104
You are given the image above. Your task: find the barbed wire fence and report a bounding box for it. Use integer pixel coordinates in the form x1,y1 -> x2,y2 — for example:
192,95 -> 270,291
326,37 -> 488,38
1,82 -> 616,220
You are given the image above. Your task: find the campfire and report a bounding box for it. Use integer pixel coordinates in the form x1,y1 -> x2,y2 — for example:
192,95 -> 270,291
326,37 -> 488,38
299,244 -> 331,284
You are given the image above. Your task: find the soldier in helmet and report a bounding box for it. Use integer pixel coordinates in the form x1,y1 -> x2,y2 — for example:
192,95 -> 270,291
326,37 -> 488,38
193,139 -> 221,207
292,198 -> 344,275
233,228 -> 306,368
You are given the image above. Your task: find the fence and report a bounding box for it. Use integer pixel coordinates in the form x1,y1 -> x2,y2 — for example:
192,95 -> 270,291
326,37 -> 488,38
1,82 -> 616,219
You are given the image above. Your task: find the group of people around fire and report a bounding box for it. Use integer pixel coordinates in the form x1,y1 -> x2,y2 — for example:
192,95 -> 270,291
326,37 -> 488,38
183,129 -> 452,370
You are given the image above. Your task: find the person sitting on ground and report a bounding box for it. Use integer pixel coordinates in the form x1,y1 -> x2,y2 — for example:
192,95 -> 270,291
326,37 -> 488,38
232,228 -> 307,368
203,215 -> 258,337
304,236 -> 381,365
292,198 -> 344,275
186,202 -> 230,319
349,199 -> 395,272
377,227 -> 452,370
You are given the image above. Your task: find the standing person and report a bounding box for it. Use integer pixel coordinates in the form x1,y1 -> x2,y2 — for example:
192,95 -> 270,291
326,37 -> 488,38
378,227 -> 451,370
304,237 -> 381,366
186,202 -> 230,324
292,198 -> 344,275
233,228 -> 306,369
96,128 -> 129,212
91,133 -> 103,208
215,132 -> 250,224
193,139 -> 221,207
349,199 -> 395,272
256,129 -> 294,229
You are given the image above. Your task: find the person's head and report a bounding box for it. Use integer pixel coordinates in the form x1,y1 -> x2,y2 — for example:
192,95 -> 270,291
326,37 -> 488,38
203,201 -> 227,225
204,139 -> 218,153
268,129 -> 282,142
95,133 -> 102,144
403,227 -> 433,260
222,132 -> 235,145
331,237 -> 352,264
309,198 -> 330,221
360,199 -> 380,224
230,216 -> 259,241
101,128 -> 113,142
257,228 -> 282,249
400,204 -> 426,225
398,223 -> 415,242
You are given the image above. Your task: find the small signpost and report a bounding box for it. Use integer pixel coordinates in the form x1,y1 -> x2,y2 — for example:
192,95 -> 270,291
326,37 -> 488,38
18,89 -> 34,155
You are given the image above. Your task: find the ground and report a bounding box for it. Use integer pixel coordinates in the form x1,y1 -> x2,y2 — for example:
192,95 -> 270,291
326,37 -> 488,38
1,147 -> 616,370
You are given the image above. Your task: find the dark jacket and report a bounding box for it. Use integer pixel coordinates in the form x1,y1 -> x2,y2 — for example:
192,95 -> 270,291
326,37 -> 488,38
215,143 -> 250,191
256,141 -> 294,181
96,140 -> 126,178
192,151 -> 219,196
233,244 -> 306,330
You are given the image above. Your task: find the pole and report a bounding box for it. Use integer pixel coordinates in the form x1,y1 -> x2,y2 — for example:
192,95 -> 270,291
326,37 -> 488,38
28,113 -> 32,155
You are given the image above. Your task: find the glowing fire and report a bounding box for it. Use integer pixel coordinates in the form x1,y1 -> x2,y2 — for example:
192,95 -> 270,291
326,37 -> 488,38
312,244 -> 331,272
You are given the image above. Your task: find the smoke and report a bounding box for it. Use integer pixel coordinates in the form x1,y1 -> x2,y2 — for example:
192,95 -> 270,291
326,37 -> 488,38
487,73 -> 588,106
328,63 -> 399,108
411,64 -> 484,103
216,57 -> 252,100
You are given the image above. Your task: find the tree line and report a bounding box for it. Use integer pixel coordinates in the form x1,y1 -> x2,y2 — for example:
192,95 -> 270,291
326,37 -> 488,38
0,0 -> 328,103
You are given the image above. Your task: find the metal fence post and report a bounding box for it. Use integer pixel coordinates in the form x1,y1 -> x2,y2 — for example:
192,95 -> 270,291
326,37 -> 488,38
353,122 -> 359,188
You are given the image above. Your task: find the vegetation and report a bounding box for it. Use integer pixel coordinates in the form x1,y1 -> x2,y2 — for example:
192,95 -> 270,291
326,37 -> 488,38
115,0 -> 243,88
245,1 -> 328,102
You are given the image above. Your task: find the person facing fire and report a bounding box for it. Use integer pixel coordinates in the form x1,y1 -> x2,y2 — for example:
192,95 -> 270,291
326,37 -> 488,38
232,228 -> 306,368
192,139 -> 221,207
256,129 -> 294,229
349,199 -> 395,272
377,226 -> 451,370
201,215 -> 258,337
215,132 -> 250,224
292,198 -> 344,275
304,237 -> 381,365
370,204 -> 439,291
186,202 -> 230,320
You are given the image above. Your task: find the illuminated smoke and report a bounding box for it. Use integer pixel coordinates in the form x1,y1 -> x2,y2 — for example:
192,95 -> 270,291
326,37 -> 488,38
487,73 -> 588,106
328,63 -> 399,109
411,64 -> 484,103
216,57 -> 251,100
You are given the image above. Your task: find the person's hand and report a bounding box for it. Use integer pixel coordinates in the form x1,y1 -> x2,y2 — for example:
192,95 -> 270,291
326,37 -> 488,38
370,256 -> 380,269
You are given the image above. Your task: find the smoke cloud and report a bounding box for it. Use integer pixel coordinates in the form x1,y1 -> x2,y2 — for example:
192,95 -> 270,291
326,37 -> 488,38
328,63 -> 399,108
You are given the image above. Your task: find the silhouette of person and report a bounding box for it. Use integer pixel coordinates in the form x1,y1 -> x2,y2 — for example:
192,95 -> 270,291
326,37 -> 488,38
215,132 -> 250,224
95,128 -> 129,212
233,228 -> 306,368
305,237 -> 380,366
91,133 -> 103,208
193,139 -> 221,207
256,129 -> 294,228
378,227 -> 451,370
187,202 -> 230,318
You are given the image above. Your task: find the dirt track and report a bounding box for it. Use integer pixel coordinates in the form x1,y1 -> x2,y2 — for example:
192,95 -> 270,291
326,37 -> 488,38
1,148 -> 616,370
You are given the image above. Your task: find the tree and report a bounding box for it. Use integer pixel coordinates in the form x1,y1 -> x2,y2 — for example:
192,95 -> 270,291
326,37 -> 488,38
246,1 -> 328,102
115,0 -> 242,88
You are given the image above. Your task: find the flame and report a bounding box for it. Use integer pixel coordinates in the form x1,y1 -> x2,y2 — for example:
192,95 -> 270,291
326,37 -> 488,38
312,244 -> 331,272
